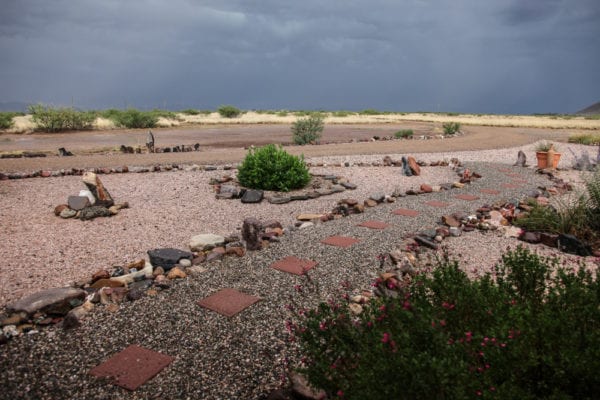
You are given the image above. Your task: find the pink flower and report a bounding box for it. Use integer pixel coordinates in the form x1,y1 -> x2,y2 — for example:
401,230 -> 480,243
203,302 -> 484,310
337,389 -> 344,398
442,301 -> 455,310
382,332 -> 390,344
402,300 -> 411,310
319,321 -> 327,331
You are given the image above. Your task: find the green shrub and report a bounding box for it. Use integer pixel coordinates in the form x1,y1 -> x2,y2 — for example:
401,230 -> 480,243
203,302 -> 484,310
331,111 -> 352,117
291,114 -> 325,145
276,110 -> 289,117
394,129 -> 414,139
180,109 -> 200,115
359,108 -> 382,115
516,169 -> 600,243
218,105 -> 242,118
0,112 -> 20,130
291,247 -> 600,399
237,144 -> 310,191
107,109 -> 158,129
569,133 -> 600,145
443,121 -> 461,135
29,104 -> 96,132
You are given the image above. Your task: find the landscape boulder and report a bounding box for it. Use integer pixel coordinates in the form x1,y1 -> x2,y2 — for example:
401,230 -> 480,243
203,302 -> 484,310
148,248 -> 194,270
6,287 -> 86,316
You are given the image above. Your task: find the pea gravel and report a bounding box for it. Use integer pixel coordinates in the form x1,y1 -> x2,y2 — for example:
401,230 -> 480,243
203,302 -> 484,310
1,143 -> 598,399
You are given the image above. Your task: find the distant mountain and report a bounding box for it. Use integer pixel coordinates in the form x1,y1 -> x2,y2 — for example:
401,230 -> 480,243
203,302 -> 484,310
0,102 -> 29,112
576,101 -> 600,115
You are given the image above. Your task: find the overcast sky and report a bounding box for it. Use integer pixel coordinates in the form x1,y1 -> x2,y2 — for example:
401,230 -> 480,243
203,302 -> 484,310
1,0 -> 599,113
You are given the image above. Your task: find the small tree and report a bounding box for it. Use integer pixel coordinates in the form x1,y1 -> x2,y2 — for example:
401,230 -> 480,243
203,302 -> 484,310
292,114 -> 324,145
218,105 -> 242,118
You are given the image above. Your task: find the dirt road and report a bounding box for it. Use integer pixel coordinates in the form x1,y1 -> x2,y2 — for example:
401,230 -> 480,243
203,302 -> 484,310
0,122 -> 573,172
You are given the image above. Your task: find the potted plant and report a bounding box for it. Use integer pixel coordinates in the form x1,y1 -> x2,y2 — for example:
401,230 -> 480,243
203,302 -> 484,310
535,141 -> 561,169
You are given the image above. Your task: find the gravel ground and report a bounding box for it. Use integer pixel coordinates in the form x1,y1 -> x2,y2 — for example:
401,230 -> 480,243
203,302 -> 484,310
1,144 -> 599,399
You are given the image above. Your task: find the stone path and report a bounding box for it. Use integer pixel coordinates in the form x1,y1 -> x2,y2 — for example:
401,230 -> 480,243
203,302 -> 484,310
0,162 -> 557,399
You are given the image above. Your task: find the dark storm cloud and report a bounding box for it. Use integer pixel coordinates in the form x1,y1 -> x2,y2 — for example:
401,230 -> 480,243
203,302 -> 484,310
0,0 -> 598,113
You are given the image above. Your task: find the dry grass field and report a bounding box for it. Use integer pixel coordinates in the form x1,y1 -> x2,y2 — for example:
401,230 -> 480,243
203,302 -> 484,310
6,111 -> 600,134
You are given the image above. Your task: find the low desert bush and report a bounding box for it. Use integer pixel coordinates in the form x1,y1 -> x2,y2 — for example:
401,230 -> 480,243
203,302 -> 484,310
331,111 -> 352,117
180,108 -> 200,115
516,168 -> 600,244
291,247 -> 600,399
236,144 -> 310,191
443,121 -> 461,135
29,104 -> 96,132
568,133 -> 600,145
394,129 -> 414,139
359,108 -> 382,115
0,112 -> 21,130
105,109 -> 158,129
291,114 -> 324,145
217,105 -> 242,118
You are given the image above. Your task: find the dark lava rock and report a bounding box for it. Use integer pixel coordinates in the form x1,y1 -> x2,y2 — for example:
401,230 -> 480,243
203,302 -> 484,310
148,248 -> 194,270
242,217 -> 263,251
241,189 -> 264,203
558,234 -> 592,256
79,206 -> 112,220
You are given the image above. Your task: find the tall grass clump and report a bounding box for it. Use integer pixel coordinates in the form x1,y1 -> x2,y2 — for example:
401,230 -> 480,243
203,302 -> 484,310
516,168 -> 600,247
29,104 -> 96,132
290,246 -> 600,399
291,114 -> 324,145
180,109 -> 200,115
218,105 -> 242,118
443,121 -> 461,135
237,144 -> 310,191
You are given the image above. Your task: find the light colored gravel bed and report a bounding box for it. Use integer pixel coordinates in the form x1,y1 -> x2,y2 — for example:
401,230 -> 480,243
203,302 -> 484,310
0,145 -> 598,399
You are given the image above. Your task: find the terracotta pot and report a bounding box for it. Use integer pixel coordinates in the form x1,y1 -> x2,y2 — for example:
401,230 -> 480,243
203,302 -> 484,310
536,152 -> 561,169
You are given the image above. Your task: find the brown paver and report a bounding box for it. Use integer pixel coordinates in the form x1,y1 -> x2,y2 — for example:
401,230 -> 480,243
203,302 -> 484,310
270,256 -> 317,275
391,208 -> 420,217
89,345 -> 174,391
198,288 -> 261,317
357,220 -> 390,229
480,189 -> 501,195
321,236 -> 360,248
454,194 -> 480,201
425,200 -> 450,208
501,183 -> 520,189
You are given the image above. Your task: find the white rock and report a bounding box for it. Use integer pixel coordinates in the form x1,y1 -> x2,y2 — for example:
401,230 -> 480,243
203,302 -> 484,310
179,258 -> 192,268
3,325 -> 19,338
79,189 -> 96,205
189,234 -> 225,252
299,222 -> 314,229
110,261 -> 153,285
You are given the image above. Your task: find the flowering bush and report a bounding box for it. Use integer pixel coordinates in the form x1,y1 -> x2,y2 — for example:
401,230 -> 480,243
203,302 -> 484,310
290,247 -> 600,399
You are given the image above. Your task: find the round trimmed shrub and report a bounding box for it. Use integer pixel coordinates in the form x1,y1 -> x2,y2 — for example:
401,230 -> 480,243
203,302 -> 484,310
237,144 -> 311,192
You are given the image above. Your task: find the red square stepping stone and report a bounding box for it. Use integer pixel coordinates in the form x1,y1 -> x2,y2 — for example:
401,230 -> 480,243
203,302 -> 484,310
270,256 -> 317,275
501,183 -> 520,189
357,220 -> 390,229
454,194 -> 480,201
321,236 -> 360,248
198,288 -> 261,317
89,345 -> 174,391
480,189 -> 501,195
425,200 -> 450,208
498,168 -> 512,173
392,208 -> 420,217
